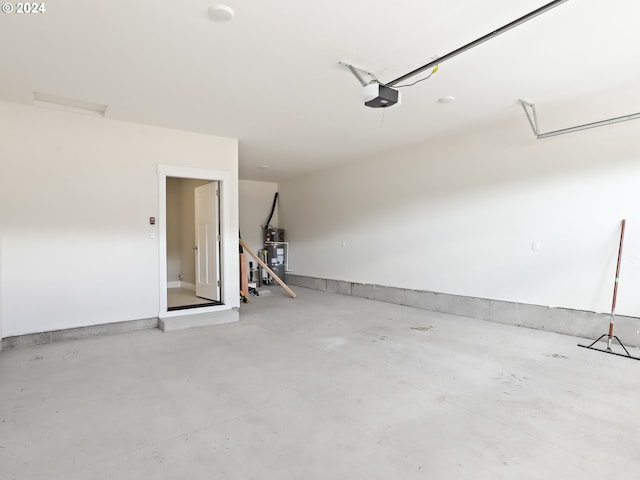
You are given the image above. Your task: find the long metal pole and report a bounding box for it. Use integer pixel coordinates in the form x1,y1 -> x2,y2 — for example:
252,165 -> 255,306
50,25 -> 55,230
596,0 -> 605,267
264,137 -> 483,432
519,100 -> 640,139
537,113 -> 640,139
607,219 -> 626,351
386,0 -> 570,87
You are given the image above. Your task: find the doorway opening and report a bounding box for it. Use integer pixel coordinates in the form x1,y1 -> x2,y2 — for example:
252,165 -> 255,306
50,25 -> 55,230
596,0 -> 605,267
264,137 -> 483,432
158,165 -> 240,319
165,177 -> 222,311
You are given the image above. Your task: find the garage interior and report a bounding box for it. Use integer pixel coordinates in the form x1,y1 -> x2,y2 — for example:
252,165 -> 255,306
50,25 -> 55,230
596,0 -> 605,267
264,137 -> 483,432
1,1 -> 640,478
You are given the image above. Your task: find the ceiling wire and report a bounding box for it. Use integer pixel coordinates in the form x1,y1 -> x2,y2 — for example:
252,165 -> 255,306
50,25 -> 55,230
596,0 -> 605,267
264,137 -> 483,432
394,66 -> 439,88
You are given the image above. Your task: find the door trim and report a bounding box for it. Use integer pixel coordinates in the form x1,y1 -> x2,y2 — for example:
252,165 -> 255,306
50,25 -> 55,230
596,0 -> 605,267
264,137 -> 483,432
158,164 -> 236,319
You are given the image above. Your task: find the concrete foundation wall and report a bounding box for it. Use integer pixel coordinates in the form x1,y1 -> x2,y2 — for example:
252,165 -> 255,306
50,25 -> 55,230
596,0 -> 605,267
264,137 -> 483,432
2,318 -> 159,349
286,274 -> 640,348
2,307 -> 241,348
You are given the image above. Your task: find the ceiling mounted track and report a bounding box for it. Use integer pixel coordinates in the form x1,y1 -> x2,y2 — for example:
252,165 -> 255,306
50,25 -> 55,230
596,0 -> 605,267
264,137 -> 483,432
385,0 -> 570,87
518,100 -> 640,139
342,0 -> 570,108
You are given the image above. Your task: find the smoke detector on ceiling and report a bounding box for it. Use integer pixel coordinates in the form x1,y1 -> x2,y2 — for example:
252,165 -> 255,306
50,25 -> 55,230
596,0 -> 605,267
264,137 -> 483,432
208,4 -> 235,21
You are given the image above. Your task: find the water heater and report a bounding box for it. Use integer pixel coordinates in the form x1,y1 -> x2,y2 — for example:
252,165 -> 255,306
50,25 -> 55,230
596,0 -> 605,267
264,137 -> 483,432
264,228 -> 285,243
263,228 -> 286,284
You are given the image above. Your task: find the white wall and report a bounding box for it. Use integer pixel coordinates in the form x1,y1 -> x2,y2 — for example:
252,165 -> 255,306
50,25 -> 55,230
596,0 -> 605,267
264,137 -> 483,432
279,112 -> 640,318
0,101 -> 239,337
239,179 -> 279,256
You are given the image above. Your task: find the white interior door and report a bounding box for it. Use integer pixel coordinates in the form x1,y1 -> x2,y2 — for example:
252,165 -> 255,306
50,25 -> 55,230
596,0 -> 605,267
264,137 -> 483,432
195,182 -> 220,301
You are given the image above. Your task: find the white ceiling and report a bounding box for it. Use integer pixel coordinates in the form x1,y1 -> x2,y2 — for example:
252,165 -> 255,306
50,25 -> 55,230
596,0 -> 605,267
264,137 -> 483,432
1,0 -> 639,182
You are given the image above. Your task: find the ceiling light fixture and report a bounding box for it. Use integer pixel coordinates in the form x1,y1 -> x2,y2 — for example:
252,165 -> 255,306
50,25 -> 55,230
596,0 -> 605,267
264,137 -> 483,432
208,4 -> 235,22
438,96 -> 456,104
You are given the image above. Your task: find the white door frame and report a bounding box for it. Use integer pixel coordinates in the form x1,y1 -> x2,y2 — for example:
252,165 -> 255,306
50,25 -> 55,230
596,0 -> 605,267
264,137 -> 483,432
158,164 -> 236,318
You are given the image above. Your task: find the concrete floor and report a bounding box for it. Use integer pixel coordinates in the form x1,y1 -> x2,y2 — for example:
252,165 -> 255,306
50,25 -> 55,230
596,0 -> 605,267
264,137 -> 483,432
1,288 -> 639,479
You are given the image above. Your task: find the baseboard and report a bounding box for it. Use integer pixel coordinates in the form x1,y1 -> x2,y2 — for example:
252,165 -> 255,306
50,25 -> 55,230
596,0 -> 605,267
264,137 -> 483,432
167,281 -> 196,291
285,274 -> 640,348
2,318 -> 159,349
